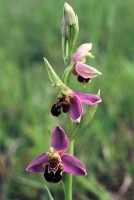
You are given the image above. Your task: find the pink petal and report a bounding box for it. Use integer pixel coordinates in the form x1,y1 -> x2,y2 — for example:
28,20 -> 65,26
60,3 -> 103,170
61,153 -> 87,176
74,91 -> 102,105
69,95 -> 83,122
73,43 -> 92,61
75,61 -> 102,79
51,126 -> 69,152
26,153 -> 48,172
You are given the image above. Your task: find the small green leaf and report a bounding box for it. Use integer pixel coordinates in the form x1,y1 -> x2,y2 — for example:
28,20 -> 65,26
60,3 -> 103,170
44,185 -> 54,200
44,58 -> 62,85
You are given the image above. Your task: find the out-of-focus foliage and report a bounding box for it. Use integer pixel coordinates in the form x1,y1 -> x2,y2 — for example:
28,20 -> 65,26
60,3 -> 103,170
0,0 -> 134,199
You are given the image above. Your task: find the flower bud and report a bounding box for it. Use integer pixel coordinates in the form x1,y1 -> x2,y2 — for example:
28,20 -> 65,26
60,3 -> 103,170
63,2 -> 76,25
61,19 -> 69,37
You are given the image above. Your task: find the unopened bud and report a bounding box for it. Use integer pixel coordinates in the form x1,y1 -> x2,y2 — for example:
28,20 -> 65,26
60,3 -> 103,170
64,2 -> 76,25
61,19 -> 69,37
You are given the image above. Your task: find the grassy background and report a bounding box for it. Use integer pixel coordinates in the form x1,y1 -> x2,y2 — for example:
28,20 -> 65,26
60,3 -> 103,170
0,0 -> 134,199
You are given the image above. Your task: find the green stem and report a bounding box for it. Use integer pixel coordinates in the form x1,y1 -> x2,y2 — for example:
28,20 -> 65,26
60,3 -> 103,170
64,115 -> 74,200
62,37 -> 69,67
65,138 -> 74,200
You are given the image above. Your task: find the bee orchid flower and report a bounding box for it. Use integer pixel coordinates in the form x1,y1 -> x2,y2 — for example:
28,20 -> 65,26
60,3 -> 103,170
72,43 -> 102,83
51,89 -> 102,122
26,126 -> 87,183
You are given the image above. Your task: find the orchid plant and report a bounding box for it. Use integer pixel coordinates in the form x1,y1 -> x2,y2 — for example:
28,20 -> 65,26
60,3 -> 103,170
26,2 -> 102,200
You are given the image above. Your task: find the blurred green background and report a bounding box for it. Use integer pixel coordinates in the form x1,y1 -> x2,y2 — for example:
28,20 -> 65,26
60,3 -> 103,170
0,0 -> 134,199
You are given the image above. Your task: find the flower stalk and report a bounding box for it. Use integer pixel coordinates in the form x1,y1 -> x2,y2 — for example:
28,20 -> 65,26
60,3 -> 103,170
65,139 -> 74,200
65,114 -> 74,200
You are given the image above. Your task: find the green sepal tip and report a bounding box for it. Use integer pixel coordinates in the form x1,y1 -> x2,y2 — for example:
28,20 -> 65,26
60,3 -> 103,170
44,58 -> 62,86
